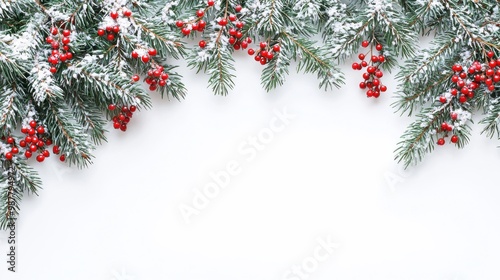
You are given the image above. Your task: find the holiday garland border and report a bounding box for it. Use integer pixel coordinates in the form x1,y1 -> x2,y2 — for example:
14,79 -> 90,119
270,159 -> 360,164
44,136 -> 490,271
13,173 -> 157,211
0,0 -> 499,229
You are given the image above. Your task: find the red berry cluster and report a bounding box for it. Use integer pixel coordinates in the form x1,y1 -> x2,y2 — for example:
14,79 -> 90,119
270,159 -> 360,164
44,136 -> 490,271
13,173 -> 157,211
440,51 -> 500,104
143,66 -> 169,91
46,27 -> 73,74
2,121 -> 64,162
175,5 -> 208,37
247,41 -> 280,65
436,112 -> 459,146
175,1 -> 246,51
97,9 -> 132,41
353,40 -> 387,98
131,47 -> 157,64
108,104 -> 137,132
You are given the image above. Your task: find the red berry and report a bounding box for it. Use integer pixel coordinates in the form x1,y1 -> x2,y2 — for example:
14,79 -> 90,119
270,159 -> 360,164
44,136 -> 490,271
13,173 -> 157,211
159,80 -> 166,87
375,44 -> 383,51
358,53 -> 365,60
367,66 -> 376,73
113,122 -> 120,129
359,82 -> 366,89
28,128 -> 36,136
229,14 -> 237,21
36,154 -> 45,162
31,136 -> 38,144
7,137 -> 14,144
5,152 -> 13,160
199,20 -> 206,29
459,94 -> 467,103
110,11 -> 119,19
161,73 -> 169,80
60,154 -> 66,161
228,36 -> 236,45
361,40 -> 369,48
208,0 -> 215,6
149,84 -> 157,91
66,52 -> 73,60
19,140 -> 27,148
51,41 -> 59,49
181,27 -> 191,35
112,25 -> 120,33
50,27 -> 58,35
352,63 -> 360,70
241,41 -> 248,49
248,49 -> 255,55
380,85 -> 387,92
129,105 -> 136,112
259,42 -> 267,49
30,144 -> 38,152
273,45 -> 281,52
42,150 -> 50,157
141,54 -> 150,63
49,66 -> 57,74
37,126 -> 45,134
131,51 -> 139,59
451,112 -> 458,120
46,36 -> 54,43
108,104 -> 116,110
120,124 -> 127,131
439,96 -> 447,103
451,135 -> 458,143
123,9 -> 132,17
53,145 -> 60,154
25,150 -> 32,159
107,33 -> 115,41
11,147 -> 19,154
148,48 -> 157,56
45,139 -> 53,146
371,55 -> 379,63
378,55 -> 385,63
437,138 -> 445,146
176,20 -> 184,28
218,18 -> 228,26
196,9 -> 204,17
487,51 -> 494,58
199,40 -> 206,48
132,75 -> 140,82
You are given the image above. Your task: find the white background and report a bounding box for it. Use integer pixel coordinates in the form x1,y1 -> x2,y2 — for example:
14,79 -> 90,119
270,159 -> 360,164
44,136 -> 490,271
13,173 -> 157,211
2,47 -> 500,280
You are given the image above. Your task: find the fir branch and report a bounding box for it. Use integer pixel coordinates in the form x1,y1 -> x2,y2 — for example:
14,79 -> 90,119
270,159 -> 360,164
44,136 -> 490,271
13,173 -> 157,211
480,97 -> 500,139
282,31 -> 344,90
44,98 -> 94,167
395,106 -> 448,168
261,41 -> 291,91
0,84 -> 25,131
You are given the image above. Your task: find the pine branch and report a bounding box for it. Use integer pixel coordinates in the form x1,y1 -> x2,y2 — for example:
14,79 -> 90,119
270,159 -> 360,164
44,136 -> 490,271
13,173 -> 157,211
0,160 -> 42,230
395,104 -> 473,168
282,31 -> 344,90
261,41 -> 291,91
